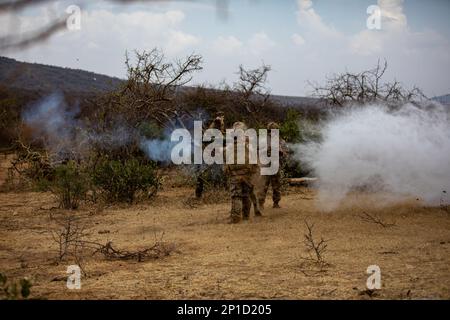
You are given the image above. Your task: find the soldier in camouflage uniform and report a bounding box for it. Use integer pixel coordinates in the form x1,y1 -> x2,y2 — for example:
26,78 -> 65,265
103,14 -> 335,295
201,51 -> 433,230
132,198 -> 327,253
195,111 -> 225,198
258,122 -> 288,209
224,122 -> 261,223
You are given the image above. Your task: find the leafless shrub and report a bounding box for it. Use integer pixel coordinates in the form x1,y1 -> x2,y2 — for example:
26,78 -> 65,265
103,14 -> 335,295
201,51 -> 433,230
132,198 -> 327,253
357,211 -> 396,228
300,219 -> 330,269
50,214 -> 90,275
234,64 -> 272,114
91,49 -> 202,135
309,59 -> 427,107
51,216 -> 87,258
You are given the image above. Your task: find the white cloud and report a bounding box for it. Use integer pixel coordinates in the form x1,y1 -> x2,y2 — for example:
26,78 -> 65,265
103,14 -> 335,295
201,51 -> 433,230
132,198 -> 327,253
296,0 -> 341,39
212,35 -> 243,55
348,0 -> 450,60
350,0 -> 407,55
379,0 -> 407,29
3,7 -> 202,78
248,32 -> 276,55
211,32 -> 275,57
291,33 -> 305,46
79,9 -> 199,53
3,0 -> 450,98
166,30 -> 201,55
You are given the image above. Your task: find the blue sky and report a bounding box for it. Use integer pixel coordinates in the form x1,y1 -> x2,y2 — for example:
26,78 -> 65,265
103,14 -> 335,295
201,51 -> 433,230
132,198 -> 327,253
2,0 -> 450,97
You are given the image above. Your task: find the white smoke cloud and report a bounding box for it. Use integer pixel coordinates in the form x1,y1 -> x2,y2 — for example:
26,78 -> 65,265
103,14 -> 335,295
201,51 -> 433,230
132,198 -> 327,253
22,93 -> 85,154
22,93 -> 135,158
140,138 -> 176,163
23,94 -> 212,164
296,103 -> 450,210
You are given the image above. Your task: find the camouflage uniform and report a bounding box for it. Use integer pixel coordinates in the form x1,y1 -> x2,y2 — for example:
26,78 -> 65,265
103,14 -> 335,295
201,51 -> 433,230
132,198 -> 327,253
224,122 -> 261,223
195,112 -> 225,198
258,122 -> 288,209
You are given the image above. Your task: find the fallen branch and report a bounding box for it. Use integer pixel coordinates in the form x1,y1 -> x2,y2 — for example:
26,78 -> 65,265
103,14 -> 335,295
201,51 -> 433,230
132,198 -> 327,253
50,215 -> 176,264
94,240 -> 175,262
358,212 -> 396,228
288,177 -> 317,186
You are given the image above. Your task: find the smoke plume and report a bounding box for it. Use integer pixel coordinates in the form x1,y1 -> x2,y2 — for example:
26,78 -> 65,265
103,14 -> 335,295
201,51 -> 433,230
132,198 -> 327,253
140,139 -> 176,163
295,102 -> 450,210
22,93 -> 134,159
22,93 -> 86,154
23,92 -> 197,164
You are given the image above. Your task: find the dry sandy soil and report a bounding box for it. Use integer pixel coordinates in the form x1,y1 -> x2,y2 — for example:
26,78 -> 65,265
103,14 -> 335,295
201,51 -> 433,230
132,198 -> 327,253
0,155 -> 449,300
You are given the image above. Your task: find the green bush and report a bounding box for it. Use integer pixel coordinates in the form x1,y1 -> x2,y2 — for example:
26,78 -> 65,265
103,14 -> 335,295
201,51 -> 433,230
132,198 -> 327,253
280,109 -> 302,143
280,109 -> 322,144
279,109 -> 323,178
38,161 -> 89,209
0,273 -> 32,300
92,158 -> 160,203
138,120 -> 165,140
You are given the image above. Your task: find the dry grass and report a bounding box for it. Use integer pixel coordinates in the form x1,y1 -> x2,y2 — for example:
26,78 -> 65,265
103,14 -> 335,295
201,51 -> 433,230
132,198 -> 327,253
0,158 -> 449,299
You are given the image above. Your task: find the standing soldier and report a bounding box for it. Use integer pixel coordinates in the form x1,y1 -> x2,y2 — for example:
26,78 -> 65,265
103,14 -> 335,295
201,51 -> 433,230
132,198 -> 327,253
258,122 -> 288,209
224,122 -> 261,223
195,111 -> 225,198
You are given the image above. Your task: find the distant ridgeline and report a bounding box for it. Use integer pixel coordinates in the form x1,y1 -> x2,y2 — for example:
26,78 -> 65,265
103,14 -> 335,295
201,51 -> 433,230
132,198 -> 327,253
0,56 -> 448,149
0,56 -> 123,95
432,94 -> 450,105
0,57 -> 125,148
0,56 -> 324,108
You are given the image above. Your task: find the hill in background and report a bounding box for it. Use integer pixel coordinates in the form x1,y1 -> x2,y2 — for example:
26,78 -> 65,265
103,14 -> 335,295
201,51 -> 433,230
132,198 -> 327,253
0,56 -> 321,108
432,94 -> 450,104
0,56 -> 123,94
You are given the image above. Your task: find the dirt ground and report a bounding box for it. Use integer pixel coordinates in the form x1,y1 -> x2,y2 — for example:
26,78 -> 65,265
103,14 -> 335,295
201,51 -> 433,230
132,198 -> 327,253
0,157 -> 449,300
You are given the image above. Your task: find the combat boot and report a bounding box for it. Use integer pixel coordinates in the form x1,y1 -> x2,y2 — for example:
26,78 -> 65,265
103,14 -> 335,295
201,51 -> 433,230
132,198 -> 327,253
242,197 -> 251,220
229,216 -> 241,224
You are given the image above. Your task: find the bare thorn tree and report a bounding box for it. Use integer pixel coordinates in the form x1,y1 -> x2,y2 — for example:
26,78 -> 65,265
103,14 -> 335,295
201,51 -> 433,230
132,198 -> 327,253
234,64 -> 272,114
309,59 -> 427,107
91,48 -> 202,134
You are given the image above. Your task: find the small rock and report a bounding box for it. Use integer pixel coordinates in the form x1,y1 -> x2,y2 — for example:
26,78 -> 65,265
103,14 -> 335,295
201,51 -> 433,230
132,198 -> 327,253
359,289 -> 379,297
51,275 -> 67,282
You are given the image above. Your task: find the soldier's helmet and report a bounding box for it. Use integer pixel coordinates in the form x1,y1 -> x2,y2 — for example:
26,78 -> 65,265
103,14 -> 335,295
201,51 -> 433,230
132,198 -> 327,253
210,111 -> 225,131
267,122 -> 279,130
232,121 -> 247,131
213,111 -> 224,122
215,111 -> 225,118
